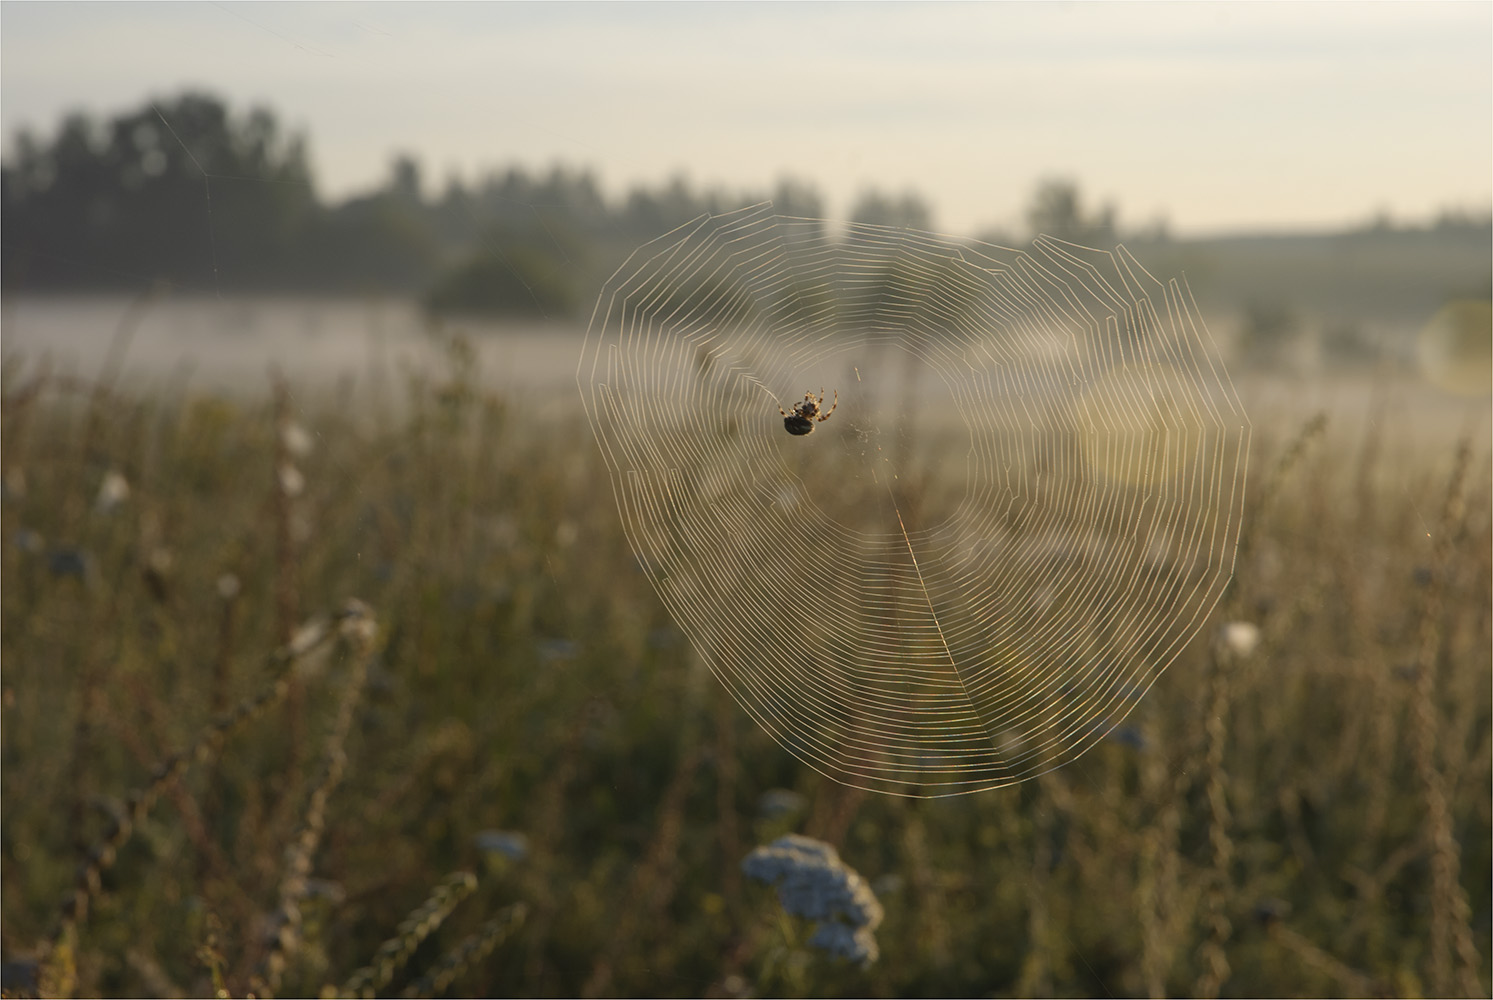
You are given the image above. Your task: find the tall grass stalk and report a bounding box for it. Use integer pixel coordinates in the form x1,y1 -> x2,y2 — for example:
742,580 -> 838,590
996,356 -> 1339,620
1266,918 -> 1383,996
339,870 -> 479,999
251,600 -> 378,998
1136,717 -> 1184,999
1408,440 -> 1483,999
397,903 -> 527,1000
582,739 -> 703,998
37,604 -> 357,996
1194,635 -> 1238,1000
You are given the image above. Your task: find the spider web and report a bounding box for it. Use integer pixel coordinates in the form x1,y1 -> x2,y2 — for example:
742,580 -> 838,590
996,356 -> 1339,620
578,203 -> 1250,796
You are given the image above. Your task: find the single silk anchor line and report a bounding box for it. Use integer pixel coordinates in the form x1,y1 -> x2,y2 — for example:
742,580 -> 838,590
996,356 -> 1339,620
891,494 -> 983,734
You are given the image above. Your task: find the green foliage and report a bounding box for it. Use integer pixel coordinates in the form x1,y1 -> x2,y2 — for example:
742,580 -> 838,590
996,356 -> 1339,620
1,332 -> 1490,998
309,193 -> 445,294
1124,220 -> 1493,334
1,93 -> 317,290
424,227 -> 582,319
1025,177 -> 1117,246
0,92 -> 824,303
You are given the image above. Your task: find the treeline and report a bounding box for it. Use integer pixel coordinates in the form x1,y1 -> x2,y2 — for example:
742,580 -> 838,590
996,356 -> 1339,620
2,92 -> 1145,317
4,91 -> 1488,327
0,93 -> 926,316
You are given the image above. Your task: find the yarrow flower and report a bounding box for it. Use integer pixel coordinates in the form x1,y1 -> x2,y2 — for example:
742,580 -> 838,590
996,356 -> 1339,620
742,834 -> 884,965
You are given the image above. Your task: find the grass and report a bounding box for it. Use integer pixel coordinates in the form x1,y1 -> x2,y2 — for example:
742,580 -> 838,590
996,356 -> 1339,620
1,329 -> 1489,998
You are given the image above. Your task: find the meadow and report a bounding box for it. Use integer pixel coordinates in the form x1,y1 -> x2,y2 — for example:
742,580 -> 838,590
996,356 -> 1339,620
1,324 -> 1488,998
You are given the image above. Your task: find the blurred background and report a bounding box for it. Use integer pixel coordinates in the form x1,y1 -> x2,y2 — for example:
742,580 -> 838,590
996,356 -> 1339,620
2,1 -> 1489,397
2,4 -> 1490,998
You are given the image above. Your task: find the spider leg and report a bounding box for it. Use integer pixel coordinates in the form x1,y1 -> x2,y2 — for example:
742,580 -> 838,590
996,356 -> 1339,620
818,389 -> 838,421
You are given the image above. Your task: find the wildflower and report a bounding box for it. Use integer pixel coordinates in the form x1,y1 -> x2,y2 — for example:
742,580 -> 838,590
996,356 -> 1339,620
1107,725 -> 1147,751
13,529 -> 44,554
277,463 -> 305,499
807,921 -> 880,965
1215,621 -> 1260,658
95,470 -> 130,512
47,546 -> 95,581
742,834 -> 884,966
279,421 -> 315,459
216,573 -> 242,601
287,619 -> 328,658
474,830 -> 529,862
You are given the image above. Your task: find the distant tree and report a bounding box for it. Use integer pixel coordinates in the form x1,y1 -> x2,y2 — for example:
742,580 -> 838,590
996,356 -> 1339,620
1364,206 -> 1395,233
849,189 -> 933,230
1136,214 -> 1171,243
2,92 -> 318,290
466,165 -> 608,238
310,189 -> 442,293
768,177 -> 825,220
389,154 -> 424,204
620,175 -> 716,238
429,174 -> 477,245
1432,206 -> 1493,235
1025,177 -> 1116,246
424,222 -> 583,319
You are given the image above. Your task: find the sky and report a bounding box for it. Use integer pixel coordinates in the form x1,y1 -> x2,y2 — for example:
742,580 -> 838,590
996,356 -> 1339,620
2,1 -> 1490,237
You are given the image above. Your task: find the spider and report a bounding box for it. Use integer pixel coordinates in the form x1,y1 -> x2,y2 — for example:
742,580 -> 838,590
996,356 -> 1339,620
779,388 -> 838,436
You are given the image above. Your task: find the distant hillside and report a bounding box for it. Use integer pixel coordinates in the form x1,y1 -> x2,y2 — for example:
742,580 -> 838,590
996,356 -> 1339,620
1132,222 -> 1491,326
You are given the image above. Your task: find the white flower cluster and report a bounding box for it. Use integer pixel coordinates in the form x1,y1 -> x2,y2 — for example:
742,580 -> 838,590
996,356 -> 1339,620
742,834 -> 884,965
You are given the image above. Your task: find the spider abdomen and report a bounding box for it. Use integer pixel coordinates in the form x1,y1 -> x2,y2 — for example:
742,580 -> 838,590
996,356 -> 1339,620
784,415 -> 815,435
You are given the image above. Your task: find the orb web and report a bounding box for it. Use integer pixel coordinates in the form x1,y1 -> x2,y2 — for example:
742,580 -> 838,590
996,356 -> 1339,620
578,203 -> 1250,796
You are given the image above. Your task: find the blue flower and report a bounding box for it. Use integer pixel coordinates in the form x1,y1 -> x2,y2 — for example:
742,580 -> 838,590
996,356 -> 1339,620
742,834 -> 883,965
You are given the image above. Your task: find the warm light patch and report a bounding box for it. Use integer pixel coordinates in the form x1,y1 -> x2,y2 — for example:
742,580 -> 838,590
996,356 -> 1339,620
1418,300 -> 1492,396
